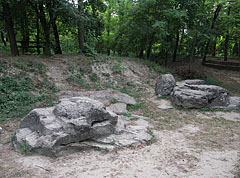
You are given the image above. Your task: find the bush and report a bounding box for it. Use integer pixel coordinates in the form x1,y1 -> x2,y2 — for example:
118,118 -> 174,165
176,67 -> 205,80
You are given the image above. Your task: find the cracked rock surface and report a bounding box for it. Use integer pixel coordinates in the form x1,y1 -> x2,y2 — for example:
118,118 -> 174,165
14,94 -> 152,156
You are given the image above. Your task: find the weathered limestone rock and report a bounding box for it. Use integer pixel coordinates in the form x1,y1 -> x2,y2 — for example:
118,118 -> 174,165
80,116 -> 152,150
155,74 -> 176,96
171,80 -> 229,109
225,96 -> 240,110
14,95 -> 152,156
14,97 -> 118,156
106,103 -> 127,114
57,89 -> 136,106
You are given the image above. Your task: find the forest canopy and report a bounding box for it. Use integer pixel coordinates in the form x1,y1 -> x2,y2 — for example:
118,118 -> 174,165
0,0 -> 240,63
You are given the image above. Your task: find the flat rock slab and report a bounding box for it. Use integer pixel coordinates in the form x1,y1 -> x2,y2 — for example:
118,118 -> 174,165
106,103 -> 127,114
171,80 -> 229,109
57,89 -> 136,106
157,99 -> 174,110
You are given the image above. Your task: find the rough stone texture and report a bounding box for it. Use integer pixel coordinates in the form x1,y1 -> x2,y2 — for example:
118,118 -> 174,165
171,80 -> 229,109
14,96 -> 152,156
184,79 -> 206,85
224,96 -> 240,110
155,74 -> 176,96
80,116 -> 152,150
106,103 -> 127,114
57,89 -> 136,106
14,97 -> 118,156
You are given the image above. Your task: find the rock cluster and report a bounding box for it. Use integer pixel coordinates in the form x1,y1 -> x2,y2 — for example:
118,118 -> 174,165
155,74 -> 240,109
14,90 -> 152,156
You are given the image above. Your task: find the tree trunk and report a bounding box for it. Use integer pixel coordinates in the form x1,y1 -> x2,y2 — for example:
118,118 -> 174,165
212,37 -> 217,57
20,5 -> 29,54
78,0 -> 85,52
107,28 -> 110,56
49,8 -> 62,54
139,48 -> 144,58
38,3 -> 51,56
36,17 -> 40,54
202,4 -> 222,64
232,41 -> 238,56
224,7 -> 231,61
146,36 -> 154,60
2,1 -> 19,56
1,32 -> 7,47
238,40 -> 240,57
106,9 -> 111,56
189,32 -> 198,70
172,30 -> 179,62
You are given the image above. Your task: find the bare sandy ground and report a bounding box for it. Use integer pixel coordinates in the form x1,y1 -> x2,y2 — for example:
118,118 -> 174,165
1,121 -> 239,178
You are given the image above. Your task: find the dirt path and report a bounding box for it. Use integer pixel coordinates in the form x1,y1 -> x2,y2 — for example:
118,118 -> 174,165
1,122 -> 239,178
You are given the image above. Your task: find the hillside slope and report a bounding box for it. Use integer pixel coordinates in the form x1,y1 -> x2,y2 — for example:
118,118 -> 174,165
0,54 -> 240,178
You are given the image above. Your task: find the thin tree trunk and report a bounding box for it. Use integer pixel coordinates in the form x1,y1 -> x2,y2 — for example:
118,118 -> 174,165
49,10 -> 62,54
20,5 -> 29,54
2,1 -> 19,56
238,40 -> 240,57
38,3 -> 51,56
224,7 -> 231,61
212,37 -> 217,57
172,30 -> 179,62
146,36 -> 154,60
189,32 -> 198,70
36,17 -> 40,54
1,32 -> 7,47
139,48 -> 144,58
202,4 -> 222,64
78,0 -> 85,52
107,28 -> 110,56
106,9 -> 111,56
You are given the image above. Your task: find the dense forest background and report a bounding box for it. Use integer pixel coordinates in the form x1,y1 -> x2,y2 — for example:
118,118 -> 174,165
0,0 -> 240,63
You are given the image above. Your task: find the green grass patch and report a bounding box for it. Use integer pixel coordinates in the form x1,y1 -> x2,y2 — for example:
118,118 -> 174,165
127,102 -> 144,111
203,77 -> 223,86
0,58 -> 57,120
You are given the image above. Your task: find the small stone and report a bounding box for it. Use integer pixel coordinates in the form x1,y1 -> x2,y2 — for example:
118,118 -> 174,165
157,99 -> 174,110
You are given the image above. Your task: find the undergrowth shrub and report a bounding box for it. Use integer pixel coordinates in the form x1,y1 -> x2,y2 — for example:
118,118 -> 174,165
175,66 -> 206,79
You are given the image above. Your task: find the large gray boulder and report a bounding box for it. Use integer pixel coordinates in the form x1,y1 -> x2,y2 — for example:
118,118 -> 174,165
155,74 -> 176,96
171,80 -> 229,109
14,97 -> 118,156
14,96 -> 152,156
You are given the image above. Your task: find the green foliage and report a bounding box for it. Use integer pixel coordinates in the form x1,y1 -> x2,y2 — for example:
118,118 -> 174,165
0,59 -> 57,120
17,141 -> 31,155
110,98 -> 119,104
143,60 -> 171,74
90,73 -> 99,82
113,63 -> 125,74
176,67 -> 205,80
146,130 -> 157,145
203,77 -> 223,86
127,102 -> 144,112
